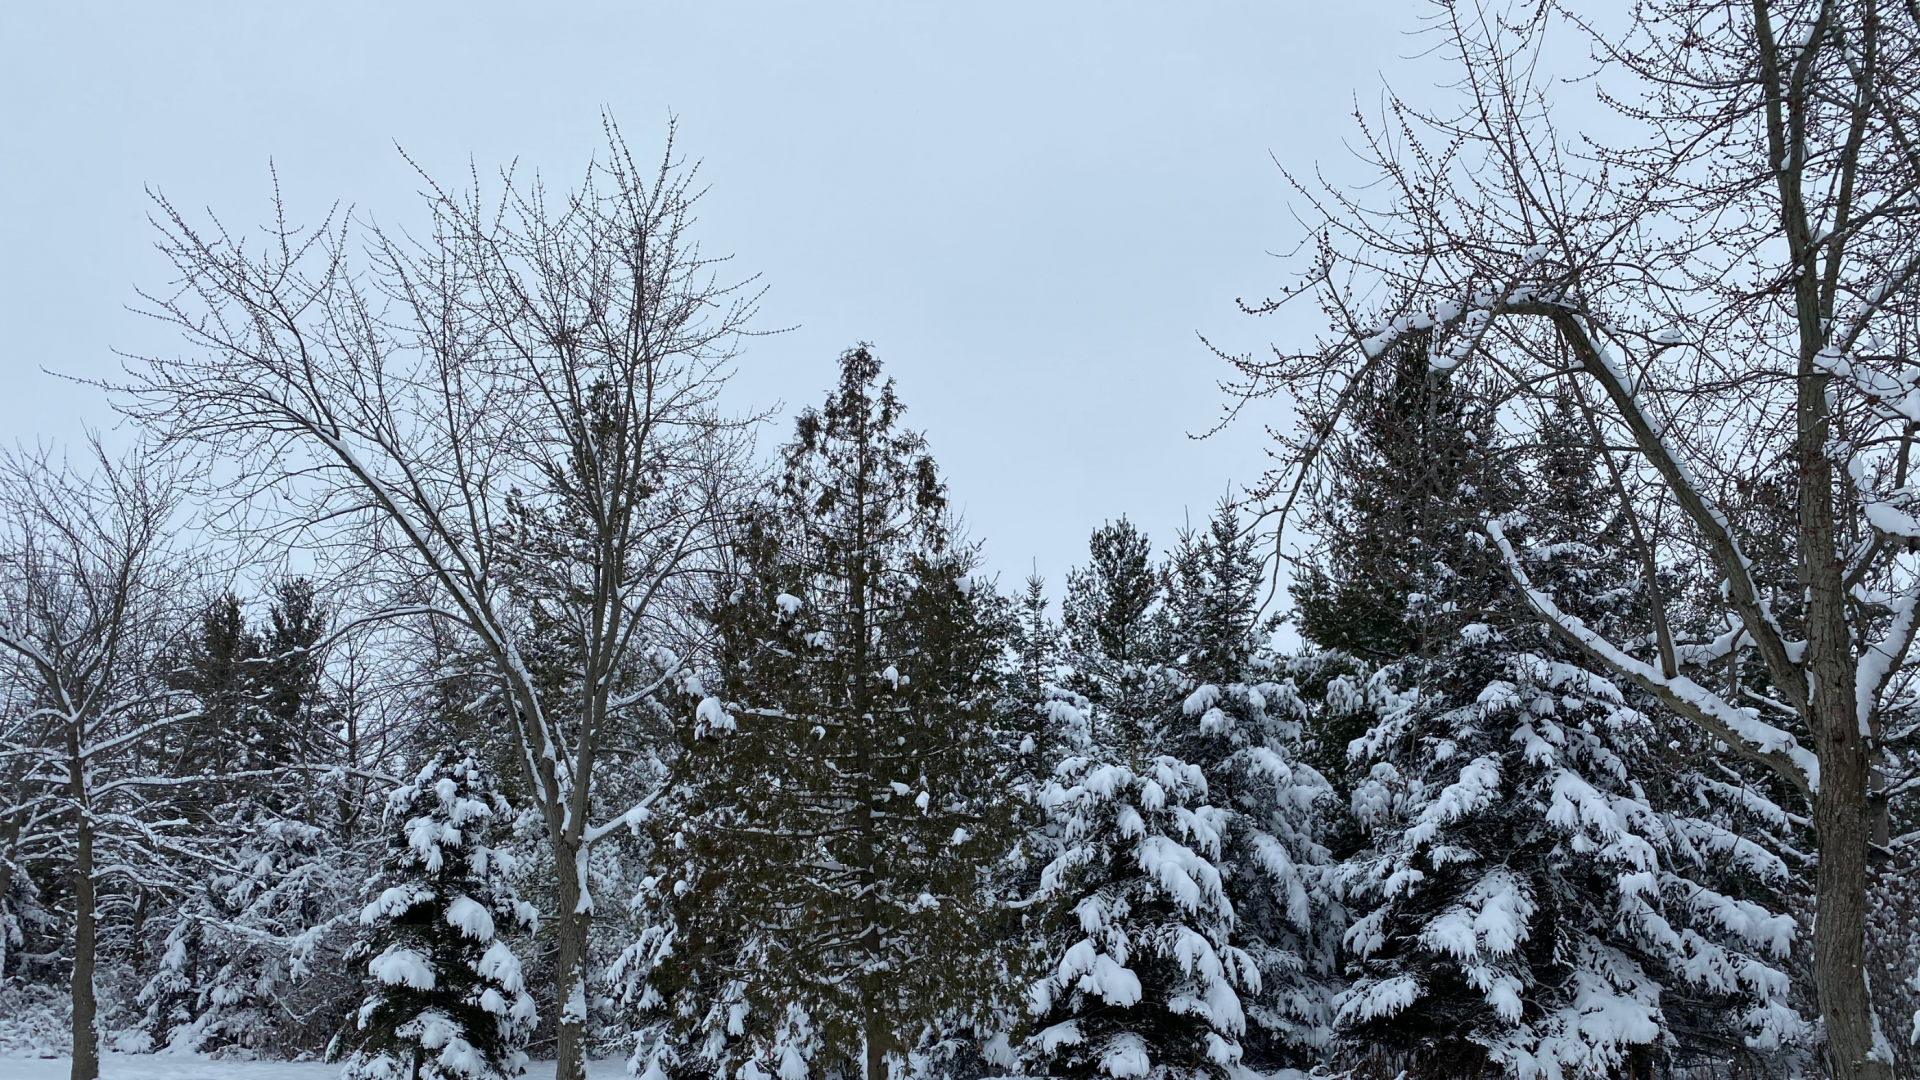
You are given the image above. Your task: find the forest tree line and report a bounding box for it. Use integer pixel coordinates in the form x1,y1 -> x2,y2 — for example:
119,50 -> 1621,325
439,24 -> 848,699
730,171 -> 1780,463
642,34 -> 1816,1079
4,3 -> 1920,1080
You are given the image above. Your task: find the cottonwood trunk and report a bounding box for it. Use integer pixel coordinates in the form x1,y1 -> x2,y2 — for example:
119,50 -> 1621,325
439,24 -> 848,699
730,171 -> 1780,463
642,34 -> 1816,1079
69,740 -> 97,1080
1811,752 -> 1879,1079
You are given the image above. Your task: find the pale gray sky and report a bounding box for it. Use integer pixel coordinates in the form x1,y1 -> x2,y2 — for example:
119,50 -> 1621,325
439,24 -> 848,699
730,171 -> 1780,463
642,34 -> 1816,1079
2,0 -> 1436,592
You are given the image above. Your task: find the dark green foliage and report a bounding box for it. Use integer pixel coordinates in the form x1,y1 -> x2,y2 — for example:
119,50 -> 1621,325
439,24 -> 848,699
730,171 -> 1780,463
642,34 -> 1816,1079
630,347 -> 1026,1080
1291,333 -> 1515,661
136,577 -> 351,1054
166,579 -> 335,813
1162,506 -> 1267,688
1010,573 -> 1061,709
1296,365 -> 1799,1073
1064,520 -> 1161,670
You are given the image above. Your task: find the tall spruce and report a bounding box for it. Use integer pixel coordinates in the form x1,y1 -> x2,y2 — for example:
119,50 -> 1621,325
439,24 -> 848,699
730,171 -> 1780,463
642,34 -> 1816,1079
1158,509 -> 1341,1066
625,347 -> 1022,1080
1296,355 -> 1804,1075
139,578 -> 349,1054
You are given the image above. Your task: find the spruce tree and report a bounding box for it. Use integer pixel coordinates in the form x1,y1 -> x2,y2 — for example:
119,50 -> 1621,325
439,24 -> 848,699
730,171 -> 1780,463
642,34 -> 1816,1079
629,347 -> 1023,1080
140,578 -> 348,1054
1294,355 -> 1804,1074
332,751 -> 537,1080
1157,508 -> 1341,1066
1024,510 -> 1338,1080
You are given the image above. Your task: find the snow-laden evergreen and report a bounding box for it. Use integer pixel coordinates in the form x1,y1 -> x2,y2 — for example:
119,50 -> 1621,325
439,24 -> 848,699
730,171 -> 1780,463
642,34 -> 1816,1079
331,752 -> 537,1080
1022,512 -> 1339,1080
135,815 -> 360,1055
1291,345 -> 1806,1076
135,583 -> 364,1056
1328,634 -> 1804,1077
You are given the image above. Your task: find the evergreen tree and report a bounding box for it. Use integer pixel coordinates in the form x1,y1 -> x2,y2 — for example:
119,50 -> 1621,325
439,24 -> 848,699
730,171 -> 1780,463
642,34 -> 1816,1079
331,751 -> 537,1080
1010,573 -> 1062,714
258,577 -> 331,777
626,347 -> 1025,1080
165,579 -> 335,813
1290,332 -> 1512,661
168,593 -> 266,801
1026,723 -> 1255,1080
1024,510 -> 1339,1080
1295,363 -> 1805,1075
139,578 -> 350,1054
1064,520 -> 1161,675
1158,509 -> 1342,1066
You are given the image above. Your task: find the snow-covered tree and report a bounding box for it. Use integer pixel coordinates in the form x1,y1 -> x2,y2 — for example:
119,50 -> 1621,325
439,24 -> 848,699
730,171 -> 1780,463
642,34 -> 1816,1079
136,577 -> 359,1054
136,807 -> 370,1055
1158,510 -> 1343,1066
1027,732 -> 1254,1080
624,347 -> 1025,1080
1223,3 -> 1920,1070
0,442 -> 203,1080
331,751 -> 537,1080
129,120 -> 758,1080
1023,511 -> 1339,1080
1289,344 -> 1804,1075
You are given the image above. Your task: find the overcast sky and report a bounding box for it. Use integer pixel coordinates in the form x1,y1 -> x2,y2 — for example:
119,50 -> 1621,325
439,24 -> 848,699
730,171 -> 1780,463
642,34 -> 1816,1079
3,0 -> 1441,596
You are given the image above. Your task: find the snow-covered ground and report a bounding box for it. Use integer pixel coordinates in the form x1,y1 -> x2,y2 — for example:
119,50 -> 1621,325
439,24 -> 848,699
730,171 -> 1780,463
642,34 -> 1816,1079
2,1056 -> 633,1079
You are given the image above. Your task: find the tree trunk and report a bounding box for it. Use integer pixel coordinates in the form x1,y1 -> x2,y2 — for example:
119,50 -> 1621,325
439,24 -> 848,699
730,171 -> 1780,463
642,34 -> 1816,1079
69,752 -> 98,1080
1809,708 -> 1882,1080
851,393 -> 886,1080
552,838 -> 592,1080
1800,340 -> 1891,1080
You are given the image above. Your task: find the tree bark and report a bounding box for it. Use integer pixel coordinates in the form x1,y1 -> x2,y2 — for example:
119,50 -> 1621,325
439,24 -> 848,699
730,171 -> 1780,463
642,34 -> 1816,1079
1798,275 -> 1888,1077
69,732 -> 98,1080
851,387 -> 885,1080
1811,749 -> 1879,1079
552,838 -> 591,1080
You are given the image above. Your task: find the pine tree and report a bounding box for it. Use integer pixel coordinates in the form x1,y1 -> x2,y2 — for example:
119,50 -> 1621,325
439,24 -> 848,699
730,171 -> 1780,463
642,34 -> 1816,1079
1026,725 -> 1254,1080
168,593 -> 266,803
139,578 -> 350,1054
627,347 -> 1024,1080
1290,332 -> 1512,661
1011,573 -> 1061,714
1064,520 -> 1162,675
257,577 -> 330,779
332,751 -> 537,1080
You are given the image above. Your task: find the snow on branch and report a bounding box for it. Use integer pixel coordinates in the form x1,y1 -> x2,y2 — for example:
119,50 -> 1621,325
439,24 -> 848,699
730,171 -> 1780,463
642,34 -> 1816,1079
1486,518 -> 1818,798
1343,294 -> 1808,712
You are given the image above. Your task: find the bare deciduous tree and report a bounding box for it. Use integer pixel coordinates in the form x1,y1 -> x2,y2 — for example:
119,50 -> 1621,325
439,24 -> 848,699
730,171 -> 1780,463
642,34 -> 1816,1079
1230,2 -> 1919,1075
0,441 -> 201,1080
121,120 -> 761,1080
